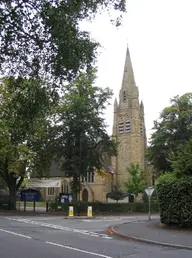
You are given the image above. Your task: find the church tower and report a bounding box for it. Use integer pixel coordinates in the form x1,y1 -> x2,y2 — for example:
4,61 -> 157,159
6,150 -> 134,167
111,47 -> 147,184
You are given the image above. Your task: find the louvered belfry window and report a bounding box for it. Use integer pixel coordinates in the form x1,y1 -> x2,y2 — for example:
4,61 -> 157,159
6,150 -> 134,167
123,91 -> 126,102
125,120 -> 131,133
118,121 -> 124,134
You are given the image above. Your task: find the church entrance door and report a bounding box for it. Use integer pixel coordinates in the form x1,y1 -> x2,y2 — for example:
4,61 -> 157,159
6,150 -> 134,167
82,189 -> 88,202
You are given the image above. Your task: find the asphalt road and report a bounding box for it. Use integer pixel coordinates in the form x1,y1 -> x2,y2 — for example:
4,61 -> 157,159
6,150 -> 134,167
0,215 -> 192,258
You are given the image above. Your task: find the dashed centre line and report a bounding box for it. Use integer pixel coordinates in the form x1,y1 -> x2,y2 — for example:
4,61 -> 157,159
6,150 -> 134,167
46,241 -> 113,258
0,228 -> 32,239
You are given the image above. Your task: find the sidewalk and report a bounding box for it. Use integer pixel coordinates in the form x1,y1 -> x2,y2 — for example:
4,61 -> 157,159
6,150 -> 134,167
108,219 -> 192,250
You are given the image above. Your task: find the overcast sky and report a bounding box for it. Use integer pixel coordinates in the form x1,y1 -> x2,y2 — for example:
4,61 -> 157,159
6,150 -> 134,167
80,0 -> 192,141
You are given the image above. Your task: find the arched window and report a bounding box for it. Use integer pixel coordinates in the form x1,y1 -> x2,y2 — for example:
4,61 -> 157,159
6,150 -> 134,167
61,180 -> 69,194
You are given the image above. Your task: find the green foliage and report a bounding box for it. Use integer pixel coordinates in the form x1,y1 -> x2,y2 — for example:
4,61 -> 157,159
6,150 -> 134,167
0,77 -> 56,209
54,68 -> 117,199
107,184 -> 125,202
169,138 -> 192,178
124,164 -> 147,197
49,201 -> 159,214
155,172 -> 177,185
157,178 -> 192,228
148,93 -> 192,176
20,178 -> 28,190
0,177 -> 7,190
0,0 -> 126,80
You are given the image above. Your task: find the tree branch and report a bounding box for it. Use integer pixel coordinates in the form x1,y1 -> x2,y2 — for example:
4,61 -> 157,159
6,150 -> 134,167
16,176 -> 24,190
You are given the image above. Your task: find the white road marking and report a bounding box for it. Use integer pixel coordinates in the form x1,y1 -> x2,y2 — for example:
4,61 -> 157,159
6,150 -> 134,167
0,227 -> 112,257
82,219 -> 121,222
46,241 -> 113,258
0,228 -> 32,239
2,217 -> 113,240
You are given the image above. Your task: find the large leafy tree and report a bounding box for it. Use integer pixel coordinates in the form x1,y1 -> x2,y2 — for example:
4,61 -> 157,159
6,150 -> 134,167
148,93 -> 192,177
0,177 -> 7,190
124,164 -> 146,199
0,0 -> 126,81
0,77 -> 56,209
169,138 -> 192,178
54,68 -> 117,200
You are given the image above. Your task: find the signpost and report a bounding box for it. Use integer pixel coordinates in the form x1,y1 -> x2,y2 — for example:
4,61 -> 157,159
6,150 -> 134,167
20,188 -> 40,212
145,186 -> 154,221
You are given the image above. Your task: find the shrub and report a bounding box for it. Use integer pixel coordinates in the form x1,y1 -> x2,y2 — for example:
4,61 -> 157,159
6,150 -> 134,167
49,201 -> 159,214
157,177 -> 192,228
155,172 -> 177,185
106,184 -> 125,203
0,195 -> 10,210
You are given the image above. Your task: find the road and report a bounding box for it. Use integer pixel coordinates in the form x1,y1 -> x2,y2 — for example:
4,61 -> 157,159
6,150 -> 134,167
0,215 -> 191,258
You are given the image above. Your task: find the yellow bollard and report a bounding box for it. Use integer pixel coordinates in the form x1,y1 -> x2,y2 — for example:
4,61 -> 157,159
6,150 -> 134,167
87,206 -> 92,217
68,206 -> 74,217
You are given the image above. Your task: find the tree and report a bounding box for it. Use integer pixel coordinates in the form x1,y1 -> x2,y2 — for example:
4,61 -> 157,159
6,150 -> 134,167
148,93 -> 192,177
107,184 -> 125,203
0,77 -> 56,209
19,177 -> 28,190
0,0 -> 126,81
124,164 -> 146,199
54,68 -> 117,200
169,138 -> 192,178
0,177 -> 7,190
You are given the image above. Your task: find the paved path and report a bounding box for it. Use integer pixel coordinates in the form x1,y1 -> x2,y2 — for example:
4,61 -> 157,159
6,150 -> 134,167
0,215 -> 192,258
112,219 -> 192,248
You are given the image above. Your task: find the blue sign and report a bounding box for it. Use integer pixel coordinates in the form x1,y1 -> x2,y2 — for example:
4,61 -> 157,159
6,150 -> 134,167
59,193 -> 72,204
20,188 -> 40,202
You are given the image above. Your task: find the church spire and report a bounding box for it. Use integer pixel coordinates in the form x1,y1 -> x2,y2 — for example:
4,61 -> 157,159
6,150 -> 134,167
119,46 -> 137,107
121,47 -> 136,90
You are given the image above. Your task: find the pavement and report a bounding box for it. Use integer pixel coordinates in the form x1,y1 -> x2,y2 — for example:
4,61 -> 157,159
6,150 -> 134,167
108,219 -> 192,250
0,215 -> 192,258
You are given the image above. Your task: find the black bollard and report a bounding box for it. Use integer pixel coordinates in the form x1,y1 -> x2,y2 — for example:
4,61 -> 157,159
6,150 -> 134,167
46,201 -> 49,212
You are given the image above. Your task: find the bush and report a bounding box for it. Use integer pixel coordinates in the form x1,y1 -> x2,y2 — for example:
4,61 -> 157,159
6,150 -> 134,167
0,195 -> 10,210
49,201 -> 159,215
157,177 -> 192,228
155,172 -> 176,185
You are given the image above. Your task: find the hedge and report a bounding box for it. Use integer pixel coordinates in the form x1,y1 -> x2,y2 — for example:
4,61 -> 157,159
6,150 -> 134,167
49,201 -> 159,215
157,178 -> 192,228
0,195 -> 10,210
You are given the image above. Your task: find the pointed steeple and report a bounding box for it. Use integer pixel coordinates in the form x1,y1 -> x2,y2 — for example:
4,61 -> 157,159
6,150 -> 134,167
140,100 -> 144,116
140,100 -> 144,109
119,46 -> 138,107
114,97 -> 118,110
121,47 -> 136,90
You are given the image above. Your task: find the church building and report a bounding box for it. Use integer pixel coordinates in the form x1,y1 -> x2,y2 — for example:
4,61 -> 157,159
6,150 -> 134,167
111,47 -> 147,186
30,47 -> 149,202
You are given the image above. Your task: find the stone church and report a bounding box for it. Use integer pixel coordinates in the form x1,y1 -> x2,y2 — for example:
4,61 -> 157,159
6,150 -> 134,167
37,47 -> 149,202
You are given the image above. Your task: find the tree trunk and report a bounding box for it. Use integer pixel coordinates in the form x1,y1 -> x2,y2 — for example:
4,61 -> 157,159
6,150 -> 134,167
8,176 -> 17,210
9,187 -> 17,210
